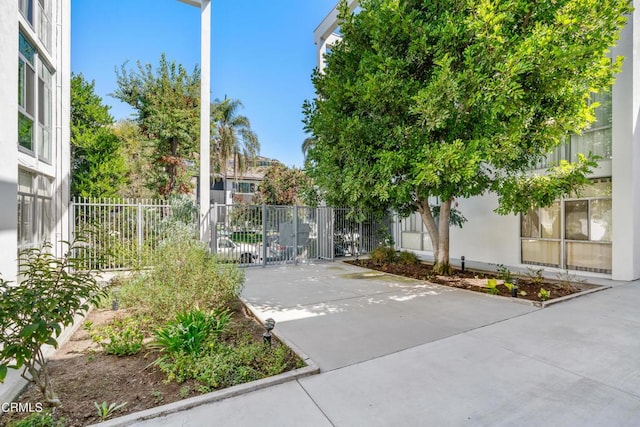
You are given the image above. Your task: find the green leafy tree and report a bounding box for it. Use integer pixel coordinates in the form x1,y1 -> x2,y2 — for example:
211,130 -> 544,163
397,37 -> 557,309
254,164 -> 318,206
71,73 -> 126,198
114,54 -> 200,197
303,0 -> 631,274
112,120 -> 158,199
211,97 -> 260,192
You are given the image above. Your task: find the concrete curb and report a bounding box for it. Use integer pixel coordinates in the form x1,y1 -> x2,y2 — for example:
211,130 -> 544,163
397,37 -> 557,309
91,300 -> 320,427
341,260 -> 612,309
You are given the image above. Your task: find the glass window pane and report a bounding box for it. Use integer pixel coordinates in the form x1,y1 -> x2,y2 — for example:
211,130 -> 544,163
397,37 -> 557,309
19,33 -> 35,64
25,64 -> 35,116
540,202 -> 560,238
566,242 -> 611,273
522,240 -> 561,267
18,113 -> 34,150
18,169 -> 34,192
521,208 -> 539,238
590,199 -> 612,242
18,59 -> 25,107
565,200 -> 589,240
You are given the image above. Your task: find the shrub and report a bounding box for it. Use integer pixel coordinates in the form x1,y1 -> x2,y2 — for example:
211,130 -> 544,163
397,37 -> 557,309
7,411 -> 65,427
118,235 -> 244,327
150,308 -> 231,358
156,333 -> 303,389
0,240 -> 106,407
397,251 -> 419,265
370,245 -> 397,265
86,316 -> 144,356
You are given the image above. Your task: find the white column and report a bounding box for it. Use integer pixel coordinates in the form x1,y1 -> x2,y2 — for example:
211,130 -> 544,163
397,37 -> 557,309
611,6 -> 640,280
199,0 -> 211,242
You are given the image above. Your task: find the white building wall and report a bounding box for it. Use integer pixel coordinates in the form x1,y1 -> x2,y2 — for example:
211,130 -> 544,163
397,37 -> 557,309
449,194 -> 521,267
0,3 -> 20,282
0,0 -> 70,282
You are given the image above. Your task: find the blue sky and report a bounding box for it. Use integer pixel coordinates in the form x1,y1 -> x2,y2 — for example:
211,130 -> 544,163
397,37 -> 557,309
71,1 -> 339,168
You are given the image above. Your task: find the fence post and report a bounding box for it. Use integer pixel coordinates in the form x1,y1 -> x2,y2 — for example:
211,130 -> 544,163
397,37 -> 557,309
137,201 -> 144,249
293,205 -> 298,265
262,204 -> 267,267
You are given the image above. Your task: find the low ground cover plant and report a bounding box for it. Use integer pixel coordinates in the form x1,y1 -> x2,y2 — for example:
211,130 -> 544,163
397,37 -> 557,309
85,316 -> 145,356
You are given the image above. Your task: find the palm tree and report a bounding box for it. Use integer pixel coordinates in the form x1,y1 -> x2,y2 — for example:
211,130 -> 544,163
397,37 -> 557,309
210,97 -> 260,199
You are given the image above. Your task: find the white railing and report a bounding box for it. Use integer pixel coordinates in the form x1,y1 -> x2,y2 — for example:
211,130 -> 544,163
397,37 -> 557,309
71,198 -> 172,271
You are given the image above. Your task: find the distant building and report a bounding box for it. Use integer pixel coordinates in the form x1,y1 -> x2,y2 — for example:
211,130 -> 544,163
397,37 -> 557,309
315,2 -> 640,281
211,156 -> 282,204
0,0 -> 71,282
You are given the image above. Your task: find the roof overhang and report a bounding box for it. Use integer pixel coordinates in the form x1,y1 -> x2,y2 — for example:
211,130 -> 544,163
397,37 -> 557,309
177,0 -> 202,7
313,0 -> 358,46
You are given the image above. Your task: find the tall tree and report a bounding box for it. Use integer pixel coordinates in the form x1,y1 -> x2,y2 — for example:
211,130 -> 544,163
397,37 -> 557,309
112,120 -> 157,199
211,97 -> 260,192
254,164 -> 318,206
113,54 -> 200,197
70,73 -> 126,198
303,0 -> 631,274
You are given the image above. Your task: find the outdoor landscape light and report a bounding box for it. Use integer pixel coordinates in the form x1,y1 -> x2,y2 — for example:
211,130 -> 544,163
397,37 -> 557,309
263,318 -> 276,346
512,279 -> 519,298
461,256 -> 465,272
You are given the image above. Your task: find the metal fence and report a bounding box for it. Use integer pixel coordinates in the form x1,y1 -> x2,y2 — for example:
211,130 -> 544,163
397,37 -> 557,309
210,204 -> 392,266
72,198 -> 391,270
71,198 -> 172,270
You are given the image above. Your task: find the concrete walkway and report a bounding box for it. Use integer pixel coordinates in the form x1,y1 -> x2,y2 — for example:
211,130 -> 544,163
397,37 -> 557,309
133,261 -> 640,426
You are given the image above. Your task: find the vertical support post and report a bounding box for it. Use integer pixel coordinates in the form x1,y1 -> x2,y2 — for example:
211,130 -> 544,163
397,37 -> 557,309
293,205 -> 298,265
199,0 -> 211,243
262,204 -> 268,267
358,220 -> 363,257
137,201 -> 143,249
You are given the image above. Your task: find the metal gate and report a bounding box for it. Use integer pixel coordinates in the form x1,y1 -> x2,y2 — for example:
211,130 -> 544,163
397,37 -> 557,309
209,204 -> 391,266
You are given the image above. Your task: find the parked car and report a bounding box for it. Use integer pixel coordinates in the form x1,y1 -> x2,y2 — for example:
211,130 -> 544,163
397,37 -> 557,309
215,238 -> 258,264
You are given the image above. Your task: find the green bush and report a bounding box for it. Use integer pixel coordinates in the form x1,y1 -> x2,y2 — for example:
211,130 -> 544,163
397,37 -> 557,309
86,316 -> 144,356
0,240 -> 106,406
370,245 -> 398,265
118,236 -> 244,327
397,251 -> 419,265
7,412 -> 65,427
150,308 -> 231,358
156,333 -> 303,389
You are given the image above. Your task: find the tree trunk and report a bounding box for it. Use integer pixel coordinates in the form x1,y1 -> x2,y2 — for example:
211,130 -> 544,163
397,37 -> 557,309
417,199 -> 439,265
434,198 -> 452,275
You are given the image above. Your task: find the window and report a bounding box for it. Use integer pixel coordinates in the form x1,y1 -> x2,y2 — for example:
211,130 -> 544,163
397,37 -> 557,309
38,0 -> 52,51
38,63 -> 52,162
233,182 -> 255,194
18,32 -> 52,161
535,90 -> 613,169
18,33 -> 36,152
18,169 -> 52,250
570,90 -> 612,161
19,0 -> 51,52
521,178 -> 612,273
19,0 -> 34,26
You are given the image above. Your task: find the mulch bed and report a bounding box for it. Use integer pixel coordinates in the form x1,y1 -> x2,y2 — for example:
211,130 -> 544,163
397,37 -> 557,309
347,259 -> 600,303
2,301 -> 301,427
